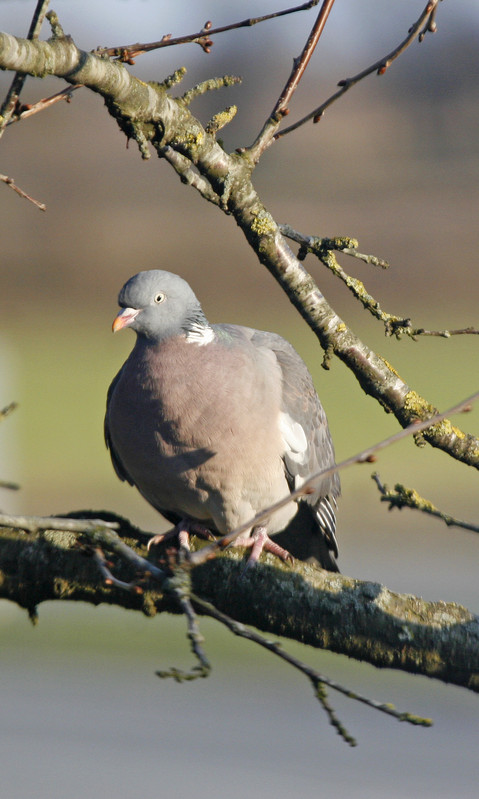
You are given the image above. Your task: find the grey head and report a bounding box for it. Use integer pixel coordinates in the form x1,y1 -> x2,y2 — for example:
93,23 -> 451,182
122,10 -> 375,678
113,270 -> 211,343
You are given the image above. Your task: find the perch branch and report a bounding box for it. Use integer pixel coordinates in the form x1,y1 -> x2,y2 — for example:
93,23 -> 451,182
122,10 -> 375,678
1,521 -> 479,693
0,516 -> 435,744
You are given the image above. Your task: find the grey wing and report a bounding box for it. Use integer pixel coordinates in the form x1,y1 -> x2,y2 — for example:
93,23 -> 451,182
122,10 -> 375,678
251,329 -> 340,560
104,367 -> 135,486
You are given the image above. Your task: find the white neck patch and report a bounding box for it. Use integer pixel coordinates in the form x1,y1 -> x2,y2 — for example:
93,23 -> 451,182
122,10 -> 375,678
185,323 -> 215,346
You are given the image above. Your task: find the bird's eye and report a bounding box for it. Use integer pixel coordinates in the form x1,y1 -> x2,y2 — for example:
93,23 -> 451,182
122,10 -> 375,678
154,292 -> 166,304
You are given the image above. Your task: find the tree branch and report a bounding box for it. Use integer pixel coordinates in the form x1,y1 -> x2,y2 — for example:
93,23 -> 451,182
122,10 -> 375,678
280,225 -> 479,340
372,473 -> 479,534
1,521 -> 478,694
96,1 -> 323,60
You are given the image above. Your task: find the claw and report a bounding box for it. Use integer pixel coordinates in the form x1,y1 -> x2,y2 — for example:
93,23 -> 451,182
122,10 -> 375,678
147,520 -> 216,551
240,525 -> 294,570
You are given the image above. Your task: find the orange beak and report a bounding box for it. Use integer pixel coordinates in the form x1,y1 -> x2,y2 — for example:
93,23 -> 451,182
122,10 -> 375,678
112,307 -> 140,332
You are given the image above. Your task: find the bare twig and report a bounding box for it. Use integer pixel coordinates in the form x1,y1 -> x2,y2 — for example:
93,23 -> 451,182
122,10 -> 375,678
157,570 -> 211,681
96,2 -> 322,61
191,590 -> 432,745
6,85 -> 81,127
273,0 -> 336,117
0,403 -> 20,489
247,0 -> 335,160
275,0 -> 441,140
92,546 -> 143,593
0,0 -> 50,137
0,173 -> 46,211
372,473 -> 479,534
189,391 -> 479,566
91,540 -> 211,680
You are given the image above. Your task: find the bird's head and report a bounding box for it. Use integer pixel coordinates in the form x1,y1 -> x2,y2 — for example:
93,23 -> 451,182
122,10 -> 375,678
112,270 -> 210,343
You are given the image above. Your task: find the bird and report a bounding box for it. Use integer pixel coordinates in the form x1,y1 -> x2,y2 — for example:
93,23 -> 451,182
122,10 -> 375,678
105,270 -> 340,570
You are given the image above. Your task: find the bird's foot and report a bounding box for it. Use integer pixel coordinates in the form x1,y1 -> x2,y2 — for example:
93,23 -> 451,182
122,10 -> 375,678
239,525 -> 294,569
147,520 -> 216,552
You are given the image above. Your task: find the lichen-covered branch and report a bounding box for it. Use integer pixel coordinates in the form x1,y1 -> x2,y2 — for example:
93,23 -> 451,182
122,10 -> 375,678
372,473 -> 479,534
1,522 -> 478,693
0,26 -> 478,470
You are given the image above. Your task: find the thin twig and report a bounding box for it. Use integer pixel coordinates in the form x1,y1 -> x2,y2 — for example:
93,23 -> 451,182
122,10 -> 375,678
247,0 -> 335,160
189,390 -> 479,566
272,0 -> 335,118
156,585 -> 211,681
92,543 -> 211,680
96,2 -> 322,61
275,0 -> 440,140
6,85 -> 82,127
0,173 -> 46,211
372,473 -> 479,534
280,225 -> 389,268
92,546 -> 143,593
0,403 -> 20,489
389,323 -> 479,339
192,590 -> 432,744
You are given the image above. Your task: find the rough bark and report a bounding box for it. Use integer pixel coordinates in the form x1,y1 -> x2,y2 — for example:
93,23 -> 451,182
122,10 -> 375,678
1,524 -> 478,692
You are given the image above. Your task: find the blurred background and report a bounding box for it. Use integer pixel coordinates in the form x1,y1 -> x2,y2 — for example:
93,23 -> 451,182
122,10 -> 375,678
1,0 -> 478,796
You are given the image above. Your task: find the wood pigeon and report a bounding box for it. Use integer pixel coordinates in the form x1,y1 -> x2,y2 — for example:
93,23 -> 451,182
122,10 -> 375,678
105,270 -> 340,570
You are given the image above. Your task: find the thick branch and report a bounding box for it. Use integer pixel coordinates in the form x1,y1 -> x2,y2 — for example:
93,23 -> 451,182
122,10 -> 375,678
1,523 -> 478,692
